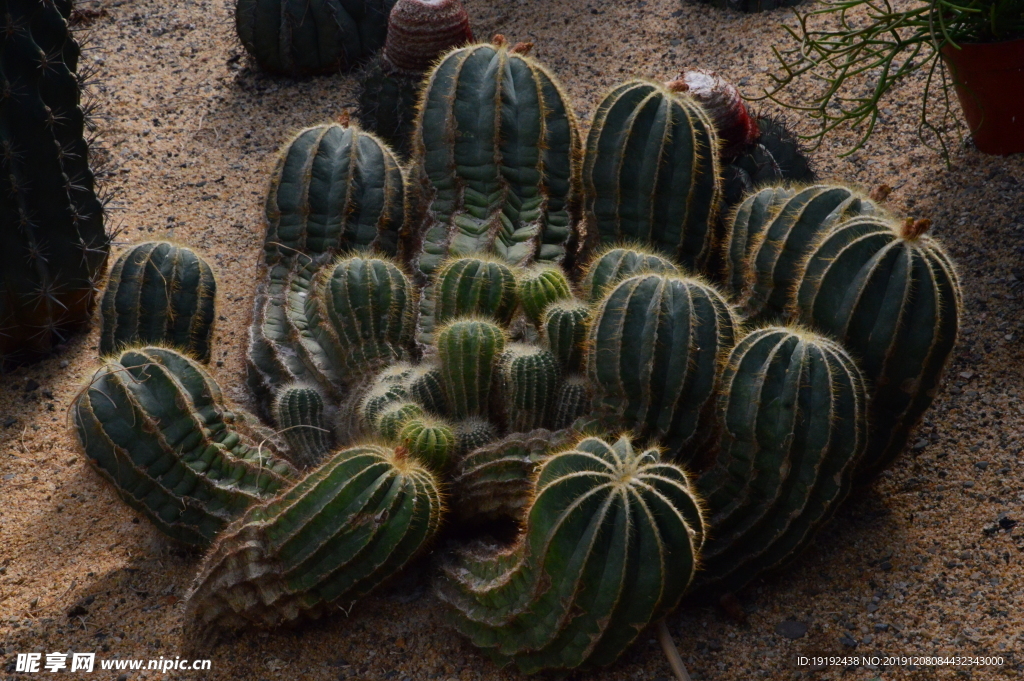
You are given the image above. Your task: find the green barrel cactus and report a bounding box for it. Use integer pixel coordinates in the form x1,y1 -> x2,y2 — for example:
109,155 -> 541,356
516,264 -> 573,325
187,443 -> 444,629
235,0 -> 397,76
582,80 -> 721,271
403,361 -> 447,415
399,416 -> 456,472
579,245 -> 679,303
719,186 -> 794,297
436,434 -> 705,674
453,416 -> 499,454
587,273 -> 739,461
498,344 -> 560,432
792,216 -> 961,479
409,38 -> 582,278
377,401 -> 426,440
358,376 -> 411,429
273,384 -> 334,467
99,242 -> 216,361
71,346 -> 297,547
1,0 -> 108,366
422,255 -> 518,344
741,184 -> 878,322
541,299 -> 591,374
437,318 -> 507,419
696,327 -> 867,592
264,123 -> 406,265
722,114 -> 815,207
552,373 -> 591,430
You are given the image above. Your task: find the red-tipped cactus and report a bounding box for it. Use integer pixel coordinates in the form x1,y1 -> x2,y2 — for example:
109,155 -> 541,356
676,69 -> 759,158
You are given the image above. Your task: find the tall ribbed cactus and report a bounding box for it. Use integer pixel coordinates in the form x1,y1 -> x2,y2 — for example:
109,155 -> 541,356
541,299 -> 590,374
582,80 -> 721,271
71,346 -> 297,547
720,186 -> 793,297
579,245 -> 679,302
516,265 -> 572,325
552,373 -> 591,430
498,344 -> 560,432
588,273 -> 739,461
409,38 -> 582,278
99,242 -> 216,361
1,0 -> 108,366
437,434 -> 705,674
264,123 -> 406,265
697,327 -> 867,591
741,184 -> 878,322
187,443 -> 443,629
437,318 -> 506,419
273,384 -> 334,467
235,0 -> 397,76
422,255 -> 518,344
793,216 -> 961,479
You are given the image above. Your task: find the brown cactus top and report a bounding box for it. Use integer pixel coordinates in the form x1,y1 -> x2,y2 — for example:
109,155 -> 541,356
384,0 -> 474,72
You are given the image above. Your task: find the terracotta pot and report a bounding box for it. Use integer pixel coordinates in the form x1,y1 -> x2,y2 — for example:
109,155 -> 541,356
941,37 -> 1024,155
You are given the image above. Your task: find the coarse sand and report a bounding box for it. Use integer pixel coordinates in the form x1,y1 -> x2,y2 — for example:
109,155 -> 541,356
2,0 -> 1023,679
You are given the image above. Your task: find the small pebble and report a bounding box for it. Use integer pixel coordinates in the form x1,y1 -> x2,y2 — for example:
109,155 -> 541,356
774,621 -> 807,639
975,461 -> 989,470
839,634 -> 858,648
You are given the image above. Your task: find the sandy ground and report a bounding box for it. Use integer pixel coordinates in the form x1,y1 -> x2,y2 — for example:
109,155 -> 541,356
2,0 -> 1024,679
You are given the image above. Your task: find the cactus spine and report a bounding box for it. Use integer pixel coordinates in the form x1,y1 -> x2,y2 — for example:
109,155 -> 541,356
498,344 -> 560,432
1,0 -> 108,366
516,264 -> 572,325
273,384 -> 334,467
541,299 -> 591,373
437,434 -> 705,674
697,327 -> 867,591
72,347 -> 297,547
579,245 -> 679,302
793,216 -> 961,479
187,443 -> 443,629
582,80 -> 721,271
437,318 -> 506,419
99,242 -> 216,361
588,273 -> 739,461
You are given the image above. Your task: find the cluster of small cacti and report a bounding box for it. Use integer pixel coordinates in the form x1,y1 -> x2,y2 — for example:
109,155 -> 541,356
67,33 -> 962,678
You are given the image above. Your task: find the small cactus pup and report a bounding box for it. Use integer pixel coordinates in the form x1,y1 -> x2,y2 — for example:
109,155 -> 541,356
793,215 -> 961,480
579,244 -> 679,302
420,254 -> 517,345
71,346 -> 297,547
719,185 -> 794,297
498,343 -> 560,432
696,327 -> 867,592
409,36 -> 582,279
187,443 -> 444,629
516,264 -> 573,326
99,242 -> 216,361
436,317 -> 507,420
358,0 -> 473,156
377,400 -> 426,440
582,79 -> 721,272
552,373 -> 591,430
453,416 -> 500,454
587,273 -> 739,462
273,383 -> 334,467
235,0 -> 397,76
1,0 -> 108,367
541,299 -> 591,374
740,184 -> 879,323
399,416 -> 456,472
436,434 -> 705,674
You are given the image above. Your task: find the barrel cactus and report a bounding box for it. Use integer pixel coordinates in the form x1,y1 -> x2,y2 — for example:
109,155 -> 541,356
235,0 -> 397,76
582,79 -> 721,271
421,255 -> 518,344
697,327 -> 867,591
720,186 -> 794,297
579,245 -> 679,302
398,416 -> 456,472
792,216 -> 961,479
273,383 -> 334,467
99,242 -> 216,361
498,344 -> 560,432
541,299 -> 591,373
1,0 -> 108,367
377,400 -> 426,440
453,416 -> 499,455
71,346 -> 297,547
437,318 -> 507,420
516,264 -> 573,325
436,434 -> 705,674
187,443 -> 443,629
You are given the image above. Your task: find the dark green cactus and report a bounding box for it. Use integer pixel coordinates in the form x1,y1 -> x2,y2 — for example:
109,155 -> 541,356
588,273 -> 739,461
719,186 -> 793,297
235,0 -> 397,76
403,361 -> 448,415
437,434 -> 705,674
437,318 -> 507,419
793,216 -> 961,479
552,373 -> 591,430
722,114 -> 815,207
421,255 -> 518,344
409,39 -> 582,278
71,346 -> 297,547
1,0 -> 108,366
358,374 -> 411,429
541,299 -> 590,374
696,327 -> 867,592
99,242 -> 216,361
516,265 -> 572,325
377,401 -> 426,440
453,416 -> 499,454
399,416 -> 456,472
741,184 -> 878,322
273,383 -> 334,467
264,123 -> 406,265
498,343 -> 560,432
582,80 -> 721,271
579,245 -> 679,302
187,443 -> 443,629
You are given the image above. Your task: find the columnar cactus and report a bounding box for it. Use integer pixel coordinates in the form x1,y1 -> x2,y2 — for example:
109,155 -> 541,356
235,0 -> 397,76
263,123 -> 406,265
398,416 -> 456,471
793,216 -> 961,479
582,80 -> 721,271
697,327 -> 867,591
99,242 -> 216,361
720,186 -> 794,296
273,383 -> 334,467
588,273 -> 739,461
423,255 -> 518,343
188,443 -> 443,629
1,0 -> 108,366
437,434 -> 705,674
516,264 -> 573,325
437,318 -> 507,419
579,245 -> 679,302
409,38 -> 582,277
541,299 -> 590,373
72,346 -> 297,547
498,344 -> 560,432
